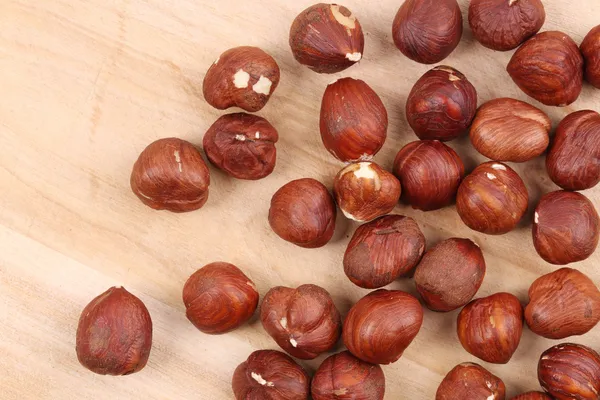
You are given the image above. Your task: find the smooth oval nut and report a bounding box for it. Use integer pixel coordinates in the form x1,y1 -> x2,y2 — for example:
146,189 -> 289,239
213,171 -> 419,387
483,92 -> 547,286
436,362 -> 506,400
581,25 -> 600,88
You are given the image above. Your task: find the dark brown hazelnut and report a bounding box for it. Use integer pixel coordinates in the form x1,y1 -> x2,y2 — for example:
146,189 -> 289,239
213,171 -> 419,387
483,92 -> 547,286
469,0 -> 545,51
76,287 -> 152,375
546,110 -> 600,191
525,268 -> 600,340
269,178 -> 337,248
130,138 -> 210,213
333,162 -> 401,222
260,284 -> 341,360
392,140 -> 465,211
436,362 -> 506,400
320,78 -> 388,162
392,0 -> 462,64
507,31 -> 584,106
456,162 -> 529,235
470,98 -> 551,162
182,262 -> 259,334
510,392 -> 553,400
232,350 -> 310,400
289,4 -> 364,74
311,351 -> 385,400
581,25 -> 600,88
414,238 -> 486,312
406,66 -> 478,141
533,191 -> 600,265
203,46 -> 280,112
457,292 -> 524,364
343,289 -> 423,364
538,343 -> 600,400
344,215 -> 426,289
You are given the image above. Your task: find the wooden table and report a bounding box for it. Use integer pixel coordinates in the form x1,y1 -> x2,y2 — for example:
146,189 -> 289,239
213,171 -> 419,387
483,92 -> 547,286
1,0 -> 599,398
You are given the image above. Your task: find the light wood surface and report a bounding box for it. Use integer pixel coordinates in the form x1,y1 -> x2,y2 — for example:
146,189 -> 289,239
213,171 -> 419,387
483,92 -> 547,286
1,0 -> 600,398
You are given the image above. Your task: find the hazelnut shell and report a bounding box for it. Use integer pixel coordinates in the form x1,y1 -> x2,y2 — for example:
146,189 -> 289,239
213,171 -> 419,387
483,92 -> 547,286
436,362 -> 506,400
581,25 -> 600,88
510,392 -> 553,400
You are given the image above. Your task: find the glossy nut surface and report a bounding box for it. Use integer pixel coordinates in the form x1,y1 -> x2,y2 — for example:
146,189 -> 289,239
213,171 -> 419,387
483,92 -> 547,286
344,215 -> 426,289
470,98 -> 551,162
392,0 -> 462,64
260,284 -> 341,360
289,3 -> 364,74
533,191 -> 600,265
393,140 -> 465,211
203,46 -> 280,112
76,287 -> 152,375
183,262 -> 259,334
510,391 -> 553,400
203,113 -> 279,180
130,138 -> 210,213
436,362 -> 506,400
320,78 -> 388,162
581,25 -> 600,88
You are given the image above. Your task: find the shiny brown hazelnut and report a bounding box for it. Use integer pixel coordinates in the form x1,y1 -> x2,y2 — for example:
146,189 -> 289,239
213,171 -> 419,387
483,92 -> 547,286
289,4 -> 364,74
507,31 -> 584,106
533,191 -> 600,265
344,215 -> 426,289
546,110 -> 600,191
581,25 -> 600,88
130,138 -> 210,212
406,66 -> 478,141
333,162 -> 401,222
525,268 -> 600,339
393,140 -> 465,211
343,289 -> 423,364
510,392 -> 553,400
320,78 -> 388,162
269,178 -> 337,248
414,238 -> 486,312
182,262 -> 259,334
538,343 -> 600,400
469,0 -> 545,51
311,351 -> 385,400
76,287 -> 152,375
456,162 -> 529,235
470,98 -> 551,162
203,113 -> 278,180
436,362 -> 506,400
232,349 -> 310,400
203,46 -> 280,112
392,0 -> 462,64
457,292 -> 524,364
260,284 -> 341,360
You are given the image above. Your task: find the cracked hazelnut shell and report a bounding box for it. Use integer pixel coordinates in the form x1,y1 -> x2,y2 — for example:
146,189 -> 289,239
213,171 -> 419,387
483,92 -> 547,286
581,25 -> 600,88
510,392 -> 553,400
436,363 -> 506,400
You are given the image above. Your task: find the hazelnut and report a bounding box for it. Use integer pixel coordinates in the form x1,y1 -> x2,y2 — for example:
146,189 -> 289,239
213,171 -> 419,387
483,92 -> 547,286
76,287 -> 152,375
343,289 -> 423,364
182,262 -> 259,334
130,138 -> 210,212
344,215 -> 426,289
510,393 -> 553,400
581,25 -> 600,88
289,4 -> 364,74
392,0 -> 462,64
456,162 -> 529,235
269,178 -> 337,248
525,268 -> 600,339
311,351 -> 385,400
436,362 -> 506,400
414,238 -> 486,312
546,110 -> 600,191
333,162 -> 401,222
538,343 -> 600,400
203,113 -> 279,180
203,46 -> 280,112
470,98 -> 551,162
507,31 -> 584,106
260,284 -> 341,360
469,0 -> 545,51
406,66 -> 478,141
533,191 -> 600,265
393,140 -> 465,211
457,292 -> 524,364
320,78 -> 388,162
232,349 -> 310,400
